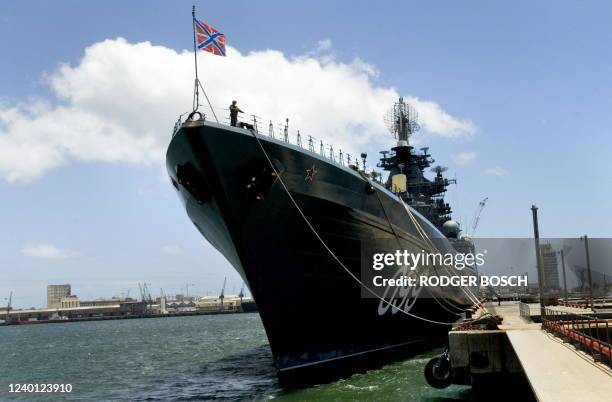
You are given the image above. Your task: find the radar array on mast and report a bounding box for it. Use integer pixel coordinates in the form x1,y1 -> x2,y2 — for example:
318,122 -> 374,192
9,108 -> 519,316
378,97 -> 461,231
383,97 -> 420,142
431,165 -> 448,175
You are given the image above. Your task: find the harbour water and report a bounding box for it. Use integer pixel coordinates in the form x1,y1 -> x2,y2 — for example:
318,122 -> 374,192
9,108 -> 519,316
1,313 -> 470,401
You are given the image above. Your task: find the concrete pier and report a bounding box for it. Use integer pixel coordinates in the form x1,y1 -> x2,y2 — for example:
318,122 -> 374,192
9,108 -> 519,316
448,301 -> 612,401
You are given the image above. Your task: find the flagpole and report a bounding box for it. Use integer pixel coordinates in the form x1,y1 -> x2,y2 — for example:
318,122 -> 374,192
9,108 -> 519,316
191,5 -> 219,123
191,5 -> 200,112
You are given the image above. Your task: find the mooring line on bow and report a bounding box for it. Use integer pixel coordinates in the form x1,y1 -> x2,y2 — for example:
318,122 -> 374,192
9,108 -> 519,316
248,129 -> 463,326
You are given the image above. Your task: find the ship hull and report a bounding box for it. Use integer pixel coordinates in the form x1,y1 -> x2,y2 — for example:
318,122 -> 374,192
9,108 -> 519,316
166,120 -> 476,386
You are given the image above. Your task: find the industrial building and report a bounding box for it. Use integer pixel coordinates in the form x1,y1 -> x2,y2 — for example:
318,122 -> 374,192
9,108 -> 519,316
47,284 -> 71,308
60,295 -> 80,308
1,283 -> 257,325
0,299 -> 147,323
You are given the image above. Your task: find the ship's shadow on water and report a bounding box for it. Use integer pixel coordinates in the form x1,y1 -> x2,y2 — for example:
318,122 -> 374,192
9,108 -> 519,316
134,345 -> 281,401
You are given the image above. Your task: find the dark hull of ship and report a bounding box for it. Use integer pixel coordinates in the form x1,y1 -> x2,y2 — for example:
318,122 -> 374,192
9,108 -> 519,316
166,120 -> 477,386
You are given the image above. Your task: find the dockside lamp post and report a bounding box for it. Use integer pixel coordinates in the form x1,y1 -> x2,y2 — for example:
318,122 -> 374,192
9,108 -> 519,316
580,235 -> 595,309
531,205 -> 546,317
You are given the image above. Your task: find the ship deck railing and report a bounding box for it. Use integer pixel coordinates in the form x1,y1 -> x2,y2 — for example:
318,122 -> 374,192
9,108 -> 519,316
172,106 -> 385,185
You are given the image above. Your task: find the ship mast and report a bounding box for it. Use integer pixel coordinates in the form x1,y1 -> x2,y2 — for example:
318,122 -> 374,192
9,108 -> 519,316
396,97 -> 408,144
385,97 -> 420,147
379,97 -> 459,233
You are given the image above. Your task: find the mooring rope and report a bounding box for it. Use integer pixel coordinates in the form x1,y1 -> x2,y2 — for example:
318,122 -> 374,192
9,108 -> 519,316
364,173 -> 478,314
353,169 -> 481,312
357,171 -> 466,316
248,129 -> 464,326
399,198 -> 485,311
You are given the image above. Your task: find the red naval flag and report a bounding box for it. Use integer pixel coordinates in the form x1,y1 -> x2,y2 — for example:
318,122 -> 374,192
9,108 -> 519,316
194,17 -> 226,56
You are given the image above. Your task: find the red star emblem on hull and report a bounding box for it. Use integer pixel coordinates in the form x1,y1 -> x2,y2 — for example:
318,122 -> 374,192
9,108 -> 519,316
305,165 -> 318,182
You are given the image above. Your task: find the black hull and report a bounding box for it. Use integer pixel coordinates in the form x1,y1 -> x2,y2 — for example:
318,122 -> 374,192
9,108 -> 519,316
166,120 -> 476,386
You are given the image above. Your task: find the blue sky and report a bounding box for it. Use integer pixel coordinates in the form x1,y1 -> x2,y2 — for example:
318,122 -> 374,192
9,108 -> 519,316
1,1 -> 611,308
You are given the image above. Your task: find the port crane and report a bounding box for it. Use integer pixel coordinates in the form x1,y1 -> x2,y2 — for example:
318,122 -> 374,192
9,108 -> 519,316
3,291 -> 12,323
219,277 -> 226,311
185,283 -> 195,298
144,283 -> 153,303
238,283 -> 245,302
470,197 -> 488,237
138,283 -> 154,313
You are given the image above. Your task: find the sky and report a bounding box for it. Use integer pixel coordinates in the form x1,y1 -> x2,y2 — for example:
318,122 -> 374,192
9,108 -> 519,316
1,1 -> 611,308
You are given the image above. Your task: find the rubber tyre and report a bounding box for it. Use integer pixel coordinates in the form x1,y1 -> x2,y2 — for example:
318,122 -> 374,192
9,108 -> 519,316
424,356 -> 452,389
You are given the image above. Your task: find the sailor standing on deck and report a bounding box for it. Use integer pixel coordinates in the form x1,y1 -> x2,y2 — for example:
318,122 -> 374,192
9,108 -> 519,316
229,100 -> 243,127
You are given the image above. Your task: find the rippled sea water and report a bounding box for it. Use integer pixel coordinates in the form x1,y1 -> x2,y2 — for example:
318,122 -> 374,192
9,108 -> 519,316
0,313 -> 470,401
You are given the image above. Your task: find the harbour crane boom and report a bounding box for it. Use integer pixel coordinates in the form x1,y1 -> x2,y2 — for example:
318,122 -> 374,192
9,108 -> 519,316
219,277 -> 226,311
220,277 -> 226,300
6,291 -> 12,322
138,283 -> 144,302
470,197 -> 488,237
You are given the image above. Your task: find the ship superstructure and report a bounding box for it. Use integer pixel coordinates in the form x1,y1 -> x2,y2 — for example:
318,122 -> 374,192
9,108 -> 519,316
379,98 -> 457,232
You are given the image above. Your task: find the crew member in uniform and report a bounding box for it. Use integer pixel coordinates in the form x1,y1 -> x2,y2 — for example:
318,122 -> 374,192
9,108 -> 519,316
229,100 -> 243,127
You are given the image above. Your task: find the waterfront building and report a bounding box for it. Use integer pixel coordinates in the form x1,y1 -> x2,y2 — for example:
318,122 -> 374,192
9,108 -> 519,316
47,284 -> 71,308
60,295 -> 80,309
80,298 -> 125,307
195,296 -> 242,312
0,299 -> 147,322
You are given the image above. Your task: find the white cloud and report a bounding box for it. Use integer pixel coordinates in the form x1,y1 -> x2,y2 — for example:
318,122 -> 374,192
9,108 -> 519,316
20,243 -> 78,259
484,167 -> 507,177
407,98 -> 475,137
0,38 -> 476,183
453,151 -> 476,166
160,245 -> 181,254
316,39 -> 332,51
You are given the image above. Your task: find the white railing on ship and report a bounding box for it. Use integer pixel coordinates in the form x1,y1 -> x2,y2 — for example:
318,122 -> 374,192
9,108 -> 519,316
172,106 -> 385,184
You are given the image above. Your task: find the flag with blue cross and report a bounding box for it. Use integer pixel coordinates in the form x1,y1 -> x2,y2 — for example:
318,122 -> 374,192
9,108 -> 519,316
194,17 -> 226,56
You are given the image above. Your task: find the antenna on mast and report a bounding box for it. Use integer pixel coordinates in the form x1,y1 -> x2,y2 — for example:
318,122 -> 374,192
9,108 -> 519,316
431,165 -> 448,176
384,97 -> 420,146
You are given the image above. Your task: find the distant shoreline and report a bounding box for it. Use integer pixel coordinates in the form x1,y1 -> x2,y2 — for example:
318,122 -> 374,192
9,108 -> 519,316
0,309 -> 258,327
